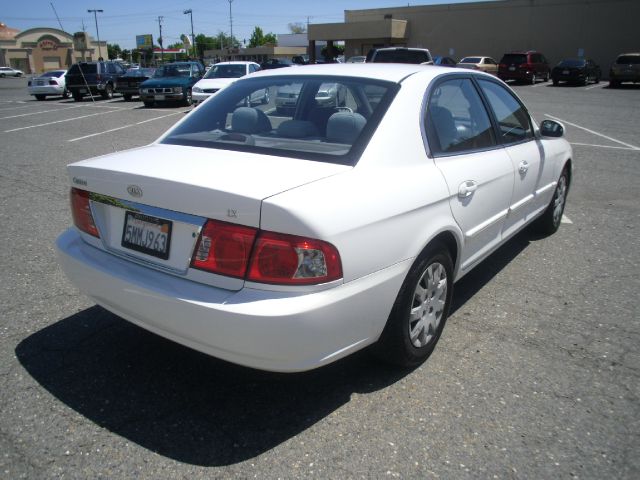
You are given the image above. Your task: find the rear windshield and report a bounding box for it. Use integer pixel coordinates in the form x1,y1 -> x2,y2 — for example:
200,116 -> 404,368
68,63 -> 97,74
500,54 -> 527,65
616,55 -> 640,65
557,59 -> 586,67
205,64 -> 247,79
373,49 -> 431,64
460,57 -> 481,63
161,75 -> 398,165
40,71 -> 65,78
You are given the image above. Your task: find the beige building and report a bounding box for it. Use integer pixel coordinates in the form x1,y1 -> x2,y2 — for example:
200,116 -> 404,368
0,24 -> 106,74
309,0 -> 639,74
203,45 -> 307,64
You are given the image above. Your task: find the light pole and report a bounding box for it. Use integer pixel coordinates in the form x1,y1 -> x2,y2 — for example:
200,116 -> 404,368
228,0 -> 234,52
87,9 -> 104,60
183,9 -> 195,59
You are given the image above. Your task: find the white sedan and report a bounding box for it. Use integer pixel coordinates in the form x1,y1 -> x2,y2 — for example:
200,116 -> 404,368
56,64 -> 572,372
0,66 -> 24,77
192,61 -> 265,105
28,70 -> 69,100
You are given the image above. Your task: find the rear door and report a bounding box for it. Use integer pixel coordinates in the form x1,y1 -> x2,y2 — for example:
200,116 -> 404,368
425,77 -> 514,272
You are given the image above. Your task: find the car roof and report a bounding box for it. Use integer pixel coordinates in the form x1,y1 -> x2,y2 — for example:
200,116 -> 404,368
211,61 -> 257,65
251,63 -> 445,83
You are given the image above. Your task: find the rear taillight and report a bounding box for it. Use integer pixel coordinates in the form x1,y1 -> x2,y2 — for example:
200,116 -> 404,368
49,79 -> 57,85
70,188 -> 99,237
247,232 -> 342,285
499,63 -> 506,69
191,220 -> 257,278
190,219 -> 342,285
96,74 -> 102,81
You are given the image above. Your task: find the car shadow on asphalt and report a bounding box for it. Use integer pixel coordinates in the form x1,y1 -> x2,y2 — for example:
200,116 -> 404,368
15,227 -> 538,466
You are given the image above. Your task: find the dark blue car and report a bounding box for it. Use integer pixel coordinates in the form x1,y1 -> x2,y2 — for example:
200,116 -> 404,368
140,62 -> 204,107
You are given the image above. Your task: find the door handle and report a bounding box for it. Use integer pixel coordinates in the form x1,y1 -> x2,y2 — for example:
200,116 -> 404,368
519,160 -> 529,174
458,180 -> 478,198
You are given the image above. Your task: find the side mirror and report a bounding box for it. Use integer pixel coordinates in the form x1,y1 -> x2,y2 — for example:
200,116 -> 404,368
540,119 -> 564,138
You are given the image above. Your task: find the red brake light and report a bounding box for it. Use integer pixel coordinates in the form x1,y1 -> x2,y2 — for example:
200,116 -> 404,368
70,188 -> 99,237
247,232 -> 342,285
190,220 -> 257,278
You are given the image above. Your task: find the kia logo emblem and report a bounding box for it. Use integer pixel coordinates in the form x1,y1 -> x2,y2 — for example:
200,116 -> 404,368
127,185 -> 143,198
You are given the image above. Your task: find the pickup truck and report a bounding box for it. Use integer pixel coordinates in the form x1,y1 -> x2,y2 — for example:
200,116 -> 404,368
65,61 -> 127,101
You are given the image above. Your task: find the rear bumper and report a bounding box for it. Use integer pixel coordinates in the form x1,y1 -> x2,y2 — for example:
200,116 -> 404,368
28,86 -> 65,95
56,228 -> 407,372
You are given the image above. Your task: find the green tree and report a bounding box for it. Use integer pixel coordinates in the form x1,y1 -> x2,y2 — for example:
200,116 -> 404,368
195,32 -> 241,56
248,26 -> 277,48
107,43 -> 122,59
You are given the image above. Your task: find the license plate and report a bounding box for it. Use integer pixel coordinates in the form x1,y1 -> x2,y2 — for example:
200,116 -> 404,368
121,211 -> 172,260
79,88 -> 87,93
509,66 -> 516,71
563,69 -> 570,75
155,94 -> 165,100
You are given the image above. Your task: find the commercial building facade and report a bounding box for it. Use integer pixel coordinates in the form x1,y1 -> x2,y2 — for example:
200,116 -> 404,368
0,25 -> 106,74
309,0 -> 639,74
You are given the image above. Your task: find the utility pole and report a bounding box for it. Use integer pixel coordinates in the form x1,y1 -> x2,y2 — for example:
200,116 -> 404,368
183,9 -> 195,58
228,0 -> 234,50
157,16 -> 164,64
87,9 -> 103,60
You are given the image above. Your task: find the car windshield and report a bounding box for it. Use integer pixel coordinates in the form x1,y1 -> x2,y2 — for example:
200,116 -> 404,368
40,71 -> 64,77
616,55 -> 640,65
460,57 -> 481,63
204,64 -> 247,79
374,50 -> 431,63
161,75 -> 398,165
558,59 -> 586,67
154,64 -> 192,77
501,54 -> 527,65
124,68 -> 155,77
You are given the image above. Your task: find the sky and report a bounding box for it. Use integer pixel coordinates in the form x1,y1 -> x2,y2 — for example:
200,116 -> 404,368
3,0 -> 489,50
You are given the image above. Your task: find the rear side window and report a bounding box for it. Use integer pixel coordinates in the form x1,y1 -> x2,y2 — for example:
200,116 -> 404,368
478,80 -> 533,145
69,63 -> 97,74
501,54 -> 527,65
425,78 -> 496,155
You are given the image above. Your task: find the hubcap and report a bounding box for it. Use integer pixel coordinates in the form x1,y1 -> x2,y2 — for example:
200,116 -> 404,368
408,262 -> 447,348
553,175 -> 567,226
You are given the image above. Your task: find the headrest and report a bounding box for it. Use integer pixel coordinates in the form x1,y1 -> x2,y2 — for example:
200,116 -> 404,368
231,107 -> 272,134
326,112 -> 366,144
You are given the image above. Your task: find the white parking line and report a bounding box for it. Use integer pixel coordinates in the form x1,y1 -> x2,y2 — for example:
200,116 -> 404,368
0,104 -> 87,120
545,114 -> 640,150
570,142 -> 640,151
68,112 -> 182,142
561,215 -> 573,224
585,83 -> 604,91
532,81 -> 549,88
0,104 -> 35,112
3,109 -> 120,133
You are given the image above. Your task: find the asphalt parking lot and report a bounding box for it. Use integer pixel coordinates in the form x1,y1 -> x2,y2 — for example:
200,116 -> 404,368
1,75 -> 638,479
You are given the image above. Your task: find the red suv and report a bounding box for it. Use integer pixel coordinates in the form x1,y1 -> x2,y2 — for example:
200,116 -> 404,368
498,51 -> 550,84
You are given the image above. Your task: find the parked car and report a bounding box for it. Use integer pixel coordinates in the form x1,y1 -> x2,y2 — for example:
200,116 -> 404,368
260,58 -> 297,69
139,62 -> 204,107
115,68 -> 155,101
609,53 -> 640,88
66,61 -> 127,101
275,81 -> 346,115
56,64 -> 572,373
498,51 -> 550,84
551,58 -> 600,86
366,47 -> 433,64
346,56 -> 367,64
27,70 -> 68,100
192,61 -> 263,105
292,55 -> 309,65
433,56 -> 458,67
0,66 -> 24,77
457,56 -> 498,74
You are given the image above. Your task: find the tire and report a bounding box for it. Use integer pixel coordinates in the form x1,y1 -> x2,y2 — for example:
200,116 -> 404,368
143,101 -> 154,108
609,80 -> 620,88
534,167 -> 569,235
0,73 -> 5,78
62,88 -> 70,99
595,76 -> 600,84
552,79 -> 559,86
101,83 -> 114,99
183,88 -> 192,106
262,89 -> 270,105
35,94 -> 46,101
372,243 -> 454,368
123,93 -> 132,102
530,73 -> 536,85
543,72 -> 549,82
72,91 -> 83,102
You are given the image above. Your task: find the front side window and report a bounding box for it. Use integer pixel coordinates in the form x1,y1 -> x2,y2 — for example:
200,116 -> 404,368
478,79 -> 533,145
162,75 -> 398,164
425,78 -> 496,155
